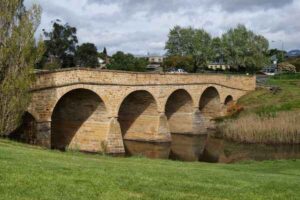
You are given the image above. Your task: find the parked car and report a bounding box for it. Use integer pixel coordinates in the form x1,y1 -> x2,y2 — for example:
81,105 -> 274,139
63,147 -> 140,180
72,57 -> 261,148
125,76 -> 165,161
167,68 -> 188,74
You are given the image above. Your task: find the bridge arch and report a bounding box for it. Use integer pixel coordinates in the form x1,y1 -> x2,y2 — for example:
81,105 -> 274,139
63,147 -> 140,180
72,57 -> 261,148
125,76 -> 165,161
51,88 -> 109,152
224,95 -> 234,105
199,86 -> 221,118
9,112 -> 37,144
118,90 -> 160,141
165,89 -> 194,134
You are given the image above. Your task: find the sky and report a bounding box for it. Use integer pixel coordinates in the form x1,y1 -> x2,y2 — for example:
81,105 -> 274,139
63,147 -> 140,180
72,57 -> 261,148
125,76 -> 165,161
24,0 -> 300,55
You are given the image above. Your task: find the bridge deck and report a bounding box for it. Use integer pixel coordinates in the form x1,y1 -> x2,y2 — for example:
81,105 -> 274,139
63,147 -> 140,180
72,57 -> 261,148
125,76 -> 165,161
32,68 -> 256,92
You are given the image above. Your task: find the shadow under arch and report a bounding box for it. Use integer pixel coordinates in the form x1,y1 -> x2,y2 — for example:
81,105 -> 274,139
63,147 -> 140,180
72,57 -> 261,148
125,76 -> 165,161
9,112 -> 37,144
165,89 -> 194,134
51,88 -> 108,151
118,90 -> 159,141
199,86 -> 221,118
224,95 -> 234,105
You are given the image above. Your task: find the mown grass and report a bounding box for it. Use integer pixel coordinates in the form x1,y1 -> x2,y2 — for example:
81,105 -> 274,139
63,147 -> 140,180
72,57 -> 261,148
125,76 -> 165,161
0,139 -> 300,200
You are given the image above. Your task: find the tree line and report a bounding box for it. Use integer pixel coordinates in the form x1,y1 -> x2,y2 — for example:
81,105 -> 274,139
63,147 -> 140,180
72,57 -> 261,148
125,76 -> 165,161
36,20 -> 148,71
164,25 -> 269,73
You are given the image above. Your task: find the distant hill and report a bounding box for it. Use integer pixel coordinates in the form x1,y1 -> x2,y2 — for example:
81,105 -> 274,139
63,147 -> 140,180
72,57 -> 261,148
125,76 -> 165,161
287,50 -> 300,58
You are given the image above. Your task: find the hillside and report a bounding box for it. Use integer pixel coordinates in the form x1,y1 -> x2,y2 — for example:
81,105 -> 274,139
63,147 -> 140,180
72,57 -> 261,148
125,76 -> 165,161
217,74 -> 300,144
238,73 -> 300,115
0,139 -> 299,200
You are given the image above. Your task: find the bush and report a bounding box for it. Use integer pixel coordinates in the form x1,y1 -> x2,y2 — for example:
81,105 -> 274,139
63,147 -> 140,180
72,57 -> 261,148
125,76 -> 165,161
277,62 -> 296,73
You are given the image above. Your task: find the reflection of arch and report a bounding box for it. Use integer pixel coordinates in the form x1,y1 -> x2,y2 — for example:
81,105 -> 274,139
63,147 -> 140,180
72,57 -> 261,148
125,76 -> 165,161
118,90 -> 159,140
9,112 -> 37,144
165,89 -> 194,134
224,95 -> 234,105
199,87 -> 221,117
51,89 -> 108,151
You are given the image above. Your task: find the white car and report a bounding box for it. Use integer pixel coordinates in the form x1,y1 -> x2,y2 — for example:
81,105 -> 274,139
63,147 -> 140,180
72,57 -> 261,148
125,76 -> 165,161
168,68 -> 188,74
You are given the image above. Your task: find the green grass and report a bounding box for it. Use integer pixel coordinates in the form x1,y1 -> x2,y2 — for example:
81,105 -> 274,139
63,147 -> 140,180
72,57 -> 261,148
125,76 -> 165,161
0,139 -> 300,200
238,74 -> 300,116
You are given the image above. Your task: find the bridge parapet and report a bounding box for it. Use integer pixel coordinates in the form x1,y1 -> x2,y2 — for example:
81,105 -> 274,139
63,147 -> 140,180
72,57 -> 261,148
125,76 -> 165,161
32,68 -> 256,91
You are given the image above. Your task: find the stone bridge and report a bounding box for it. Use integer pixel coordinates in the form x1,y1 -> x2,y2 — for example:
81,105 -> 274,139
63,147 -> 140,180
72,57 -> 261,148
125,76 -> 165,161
25,68 -> 255,154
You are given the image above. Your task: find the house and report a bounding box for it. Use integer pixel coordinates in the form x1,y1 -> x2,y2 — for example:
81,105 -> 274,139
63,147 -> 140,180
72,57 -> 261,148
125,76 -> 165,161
146,54 -> 165,72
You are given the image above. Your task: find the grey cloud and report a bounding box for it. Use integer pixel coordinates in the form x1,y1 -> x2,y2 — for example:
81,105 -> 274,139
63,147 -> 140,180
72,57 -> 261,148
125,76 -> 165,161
25,0 -> 300,54
215,0 -> 294,12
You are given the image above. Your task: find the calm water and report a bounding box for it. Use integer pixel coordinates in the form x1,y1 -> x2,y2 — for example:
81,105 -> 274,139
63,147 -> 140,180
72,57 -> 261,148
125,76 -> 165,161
124,133 -> 300,163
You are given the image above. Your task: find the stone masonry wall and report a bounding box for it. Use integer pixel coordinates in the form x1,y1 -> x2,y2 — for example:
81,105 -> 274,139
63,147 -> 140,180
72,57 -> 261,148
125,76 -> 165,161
27,68 -> 256,154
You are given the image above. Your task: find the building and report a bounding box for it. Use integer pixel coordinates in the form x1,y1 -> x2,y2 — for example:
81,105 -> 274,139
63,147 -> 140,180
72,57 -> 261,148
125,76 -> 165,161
146,55 -> 165,72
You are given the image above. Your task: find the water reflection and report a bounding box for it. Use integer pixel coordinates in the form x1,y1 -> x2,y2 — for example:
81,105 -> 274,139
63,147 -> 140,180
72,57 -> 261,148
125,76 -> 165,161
124,133 -> 300,163
124,133 -> 207,161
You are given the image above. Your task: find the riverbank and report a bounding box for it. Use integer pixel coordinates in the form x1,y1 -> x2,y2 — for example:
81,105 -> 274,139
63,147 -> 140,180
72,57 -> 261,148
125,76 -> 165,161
0,139 -> 299,200
217,74 -> 300,144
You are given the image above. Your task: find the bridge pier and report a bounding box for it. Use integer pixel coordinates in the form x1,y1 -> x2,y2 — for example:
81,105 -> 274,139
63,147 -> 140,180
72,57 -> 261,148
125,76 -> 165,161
192,108 -> 207,135
157,113 -> 172,142
36,121 -> 51,148
106,117 -> 125,154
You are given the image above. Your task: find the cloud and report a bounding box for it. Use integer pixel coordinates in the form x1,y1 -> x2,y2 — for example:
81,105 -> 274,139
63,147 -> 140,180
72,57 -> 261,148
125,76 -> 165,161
24,0 -> 299,55
215,0 -> 294,12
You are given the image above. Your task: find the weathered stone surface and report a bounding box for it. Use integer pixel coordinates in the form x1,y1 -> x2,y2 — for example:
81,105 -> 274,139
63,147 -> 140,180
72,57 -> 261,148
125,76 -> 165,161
27,68 -> 255,154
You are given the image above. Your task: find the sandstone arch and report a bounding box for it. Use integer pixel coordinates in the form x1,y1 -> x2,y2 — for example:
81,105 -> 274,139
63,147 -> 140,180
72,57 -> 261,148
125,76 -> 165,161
199,87 -> 221,118
51,89 -> 109,152
165,89 -> 194,134
118,90 -> 166,142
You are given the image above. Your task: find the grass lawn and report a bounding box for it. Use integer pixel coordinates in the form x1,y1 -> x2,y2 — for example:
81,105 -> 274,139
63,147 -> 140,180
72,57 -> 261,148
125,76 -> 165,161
238,74 -> 300,115
0,139 -> 299,200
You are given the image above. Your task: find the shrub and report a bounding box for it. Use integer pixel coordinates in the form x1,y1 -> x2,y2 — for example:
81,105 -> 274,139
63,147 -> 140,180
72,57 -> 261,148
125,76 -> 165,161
277,62 -> 296,73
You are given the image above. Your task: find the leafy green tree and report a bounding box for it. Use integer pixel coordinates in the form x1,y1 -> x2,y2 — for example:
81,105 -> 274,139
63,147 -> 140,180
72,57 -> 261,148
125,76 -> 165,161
163,56 -> 194,72
222,24 -> 269,72
165,26 -> 212,72
107,51 -> 147,72
38,20 -> 78,69
0,0 -> 44,135
268,48 -> 286,63
211,37 -> 225,63
98,47 -> 109,64
75,43 -> 99,67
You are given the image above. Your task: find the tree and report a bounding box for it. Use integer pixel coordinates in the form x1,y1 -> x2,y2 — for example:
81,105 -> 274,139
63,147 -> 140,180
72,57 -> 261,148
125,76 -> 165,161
75,43 -> 99,67
38,20 -> 78,69
162,56 -> 193,72
211,37 -> 224,63
103,47 -> 107,57
0,0 -> 44,135
107,51 -> 147,72
165,26 -> 212,72
98,47 -> 109,64
222,24 -> 269,72
268,48 -> 286,63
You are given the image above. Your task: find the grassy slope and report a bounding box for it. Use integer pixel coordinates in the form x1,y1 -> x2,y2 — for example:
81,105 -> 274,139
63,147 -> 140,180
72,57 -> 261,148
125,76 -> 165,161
0,139 -> 300,200
238,74 -> 300,115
